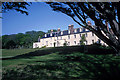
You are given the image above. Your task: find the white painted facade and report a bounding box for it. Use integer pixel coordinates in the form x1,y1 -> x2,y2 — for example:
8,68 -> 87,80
33,25 -> 106,48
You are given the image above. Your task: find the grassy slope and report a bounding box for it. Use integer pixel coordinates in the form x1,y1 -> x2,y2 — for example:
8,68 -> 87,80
2,49 -> 39,58
2,48 -> 84,80
2,47 -> 66,68
2,47 -> 120,80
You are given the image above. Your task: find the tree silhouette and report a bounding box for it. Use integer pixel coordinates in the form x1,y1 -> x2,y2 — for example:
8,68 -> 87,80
46,2 -> 120,55
5,40 -> 16,49
2,2 -> 31,15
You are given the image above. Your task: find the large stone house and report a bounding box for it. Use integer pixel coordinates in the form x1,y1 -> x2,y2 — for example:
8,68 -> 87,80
33,24 -> 106,48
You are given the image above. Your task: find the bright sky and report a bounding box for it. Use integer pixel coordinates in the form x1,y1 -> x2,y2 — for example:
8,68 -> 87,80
2,2 -> 93,35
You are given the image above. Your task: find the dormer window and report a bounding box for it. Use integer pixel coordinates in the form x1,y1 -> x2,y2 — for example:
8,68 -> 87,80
50,33 -> 52,36
61,31 -> 63,35
86,29 -> 89,31
45,34 -> 47,37
74,29 -> 77,33
68,30 -> 70,34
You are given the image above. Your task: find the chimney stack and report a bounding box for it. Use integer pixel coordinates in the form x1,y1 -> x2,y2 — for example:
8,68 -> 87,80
51,29 -> 53,33
68,24 -> 74,34
57,28 -> 61,32
71,24 -> 74,28
68,25 -> 71,30
68,24 -> 74,30
87,21 -> 91,26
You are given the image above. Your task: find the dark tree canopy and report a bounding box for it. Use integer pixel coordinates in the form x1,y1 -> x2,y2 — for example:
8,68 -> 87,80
2,2 -> 31,15
46,2 -> 120,55
2,30 -> 45,49
5,40 -> 16,49
47,29 -> 57,33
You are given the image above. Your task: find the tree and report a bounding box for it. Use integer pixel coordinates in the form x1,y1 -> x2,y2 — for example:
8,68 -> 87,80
2,2 -> 31,15
46,2 -> 120,55
80,34 -> 86,45
0,36 -> 2,49
2,30 -> 45,49
47,29 -> 57,33
5,40 -> 16,49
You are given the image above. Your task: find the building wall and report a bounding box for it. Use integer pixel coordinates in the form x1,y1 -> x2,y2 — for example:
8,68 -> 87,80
33,31 -> 106,48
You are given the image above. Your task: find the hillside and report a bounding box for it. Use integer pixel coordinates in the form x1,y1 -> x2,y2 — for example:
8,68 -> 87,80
2,46 -> 120,80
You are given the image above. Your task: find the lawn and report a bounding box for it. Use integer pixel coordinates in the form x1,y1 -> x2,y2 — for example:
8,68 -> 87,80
2,46 -> 120,80
2,49 -> 39,58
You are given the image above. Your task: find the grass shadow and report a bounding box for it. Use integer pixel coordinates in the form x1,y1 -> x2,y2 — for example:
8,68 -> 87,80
2,45 -> 115,60
2,46 -> 82,60
2,49 -> 52,60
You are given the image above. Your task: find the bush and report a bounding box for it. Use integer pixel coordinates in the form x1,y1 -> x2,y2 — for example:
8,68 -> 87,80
41,46 -> 46,48
63,41 -> 68,47
64,53 -> 120,80
91,42 -> 101,46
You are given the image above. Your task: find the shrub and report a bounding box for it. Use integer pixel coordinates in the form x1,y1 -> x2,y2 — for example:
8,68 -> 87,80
63,41 -> 68,47
91,42 -> 101,46
41,46 -> 46,48
80,34 -> 86,45
64,53 -> 120,80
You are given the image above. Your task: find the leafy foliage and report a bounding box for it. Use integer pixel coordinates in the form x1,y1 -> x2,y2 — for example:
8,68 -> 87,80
80,34 -> 86,45
2,2 -> 31,15
2,30 -> 45,49
64,53 -> 120,80
5,40 -> 16,49
0,36 -> 2,49
47,29 -> 57,33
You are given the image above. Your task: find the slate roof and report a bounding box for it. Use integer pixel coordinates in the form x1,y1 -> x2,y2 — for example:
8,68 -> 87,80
41,28 -> 90,39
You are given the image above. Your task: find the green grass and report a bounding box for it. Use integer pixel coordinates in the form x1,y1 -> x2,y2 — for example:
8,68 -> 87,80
2,52 -> 63,68
2,47 -> 67,68
2,49 -> 39,58
2,46 -> 120,80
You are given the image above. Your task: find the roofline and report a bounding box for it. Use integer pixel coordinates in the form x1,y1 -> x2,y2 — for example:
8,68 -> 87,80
41,30 -> 91,39
46,27 -> 84,35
